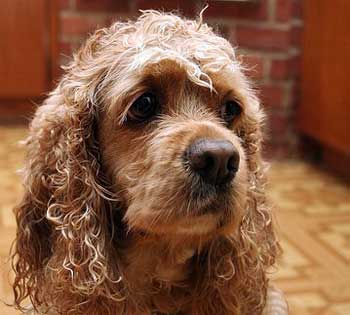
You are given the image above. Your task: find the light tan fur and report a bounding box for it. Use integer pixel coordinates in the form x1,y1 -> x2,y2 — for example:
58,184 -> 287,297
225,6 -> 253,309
11,10 -> 283,315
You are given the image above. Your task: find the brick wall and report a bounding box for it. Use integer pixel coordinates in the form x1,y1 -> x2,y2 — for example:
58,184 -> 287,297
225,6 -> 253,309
58,0 -> 303,158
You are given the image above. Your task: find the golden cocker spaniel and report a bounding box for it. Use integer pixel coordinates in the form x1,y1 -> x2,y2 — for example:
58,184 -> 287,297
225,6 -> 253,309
12,10 -> 288,315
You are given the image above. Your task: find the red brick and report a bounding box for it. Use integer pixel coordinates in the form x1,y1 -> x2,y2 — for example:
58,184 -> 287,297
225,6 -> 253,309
267,112 -> 289,142
264,111 -> 292,150
270,58 -> 291,80
264,141 -> 290,159
135,0 -> 196,17
290,54 -> 301,78
260,85 -> 284,107
292,0 -> 303,19
104,15 -> 120,27
213,23 -> 230,39
268,113 -> 289,135
276,0 -> 293,22
237,54 -> 264,80
59,0 -> 71,10
287,81 -> 298,107
235,26 -> 290,51
75,0 -> 130,12
61,15 -> 107,37
291,24 -> 302,47
59,41 -> 74,56
204,0 -> 268,20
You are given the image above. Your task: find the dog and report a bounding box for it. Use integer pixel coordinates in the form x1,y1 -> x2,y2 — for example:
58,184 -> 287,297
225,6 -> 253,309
11,10 -> 288,315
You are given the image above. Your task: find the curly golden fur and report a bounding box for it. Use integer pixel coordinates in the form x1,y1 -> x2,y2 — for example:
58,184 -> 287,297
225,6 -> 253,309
12,10 -> 282,315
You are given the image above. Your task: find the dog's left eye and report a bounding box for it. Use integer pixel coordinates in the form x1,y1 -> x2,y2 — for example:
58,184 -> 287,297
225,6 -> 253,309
127,92 -> 158,122
221,100 -> 242,124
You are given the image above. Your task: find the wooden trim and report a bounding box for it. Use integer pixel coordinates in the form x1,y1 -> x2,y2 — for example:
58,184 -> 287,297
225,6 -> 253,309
49,0 -> 60,85
0,0 -> 58,120
299,1 -> 350,157
323,147 -> 350,180
0,100 -> 38,124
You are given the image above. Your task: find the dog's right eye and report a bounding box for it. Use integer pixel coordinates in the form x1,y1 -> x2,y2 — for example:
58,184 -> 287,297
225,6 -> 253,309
127,92 -> 158,122
220,99 -> 242,125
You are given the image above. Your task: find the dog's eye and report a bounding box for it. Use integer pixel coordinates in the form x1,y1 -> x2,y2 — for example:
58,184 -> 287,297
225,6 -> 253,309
127,92 -> 158,122
221,100 -> 242,124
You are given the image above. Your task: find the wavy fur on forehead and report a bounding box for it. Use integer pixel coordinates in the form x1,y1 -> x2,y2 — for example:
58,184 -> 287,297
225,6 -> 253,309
11,10 -> 280,315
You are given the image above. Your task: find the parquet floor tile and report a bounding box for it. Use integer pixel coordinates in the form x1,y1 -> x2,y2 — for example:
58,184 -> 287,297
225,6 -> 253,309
0,126 -> 349,314
269,161 -> 350,315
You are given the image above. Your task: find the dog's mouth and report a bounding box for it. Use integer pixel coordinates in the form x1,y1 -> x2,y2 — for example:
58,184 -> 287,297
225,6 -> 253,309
186,175 -> 235,214
120,162 -> 244,236
173,191 -> 239,236
122,184 -> 236,237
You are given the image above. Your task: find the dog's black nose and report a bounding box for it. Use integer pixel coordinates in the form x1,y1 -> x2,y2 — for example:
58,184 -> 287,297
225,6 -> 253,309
185,138 -> 239,185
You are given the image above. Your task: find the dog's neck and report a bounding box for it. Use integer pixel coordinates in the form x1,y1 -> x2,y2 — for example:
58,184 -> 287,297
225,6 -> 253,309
121,232 -> 200,286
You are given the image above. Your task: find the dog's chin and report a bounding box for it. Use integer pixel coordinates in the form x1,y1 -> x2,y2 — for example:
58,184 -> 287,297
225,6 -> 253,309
125,184 -> 243,237
126,200 -> 238,238
175,213 -> 223,235
129,213 -> 226,238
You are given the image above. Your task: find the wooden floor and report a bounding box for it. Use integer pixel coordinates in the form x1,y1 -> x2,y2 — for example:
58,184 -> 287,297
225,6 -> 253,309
0,126 -> 349,315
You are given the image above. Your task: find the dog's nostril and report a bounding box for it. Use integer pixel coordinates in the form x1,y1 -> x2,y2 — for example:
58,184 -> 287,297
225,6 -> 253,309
185,138 -> 240,185
227,155 -> 239,173
205,155 -> 214,169
201,154 -> 215,171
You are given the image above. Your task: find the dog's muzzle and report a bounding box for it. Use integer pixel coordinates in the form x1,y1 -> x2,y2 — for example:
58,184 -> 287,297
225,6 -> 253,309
185,138 -> 240,186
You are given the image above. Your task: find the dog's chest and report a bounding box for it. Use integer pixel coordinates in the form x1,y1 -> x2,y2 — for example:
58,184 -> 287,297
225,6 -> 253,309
153,247 -> 195,282
124,243 -> 195,283
122,242 -> 197,313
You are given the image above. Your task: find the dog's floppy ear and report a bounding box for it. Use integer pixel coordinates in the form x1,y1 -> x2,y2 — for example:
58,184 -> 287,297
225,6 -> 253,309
12,29 -> 123,311
238,97 -> 281,263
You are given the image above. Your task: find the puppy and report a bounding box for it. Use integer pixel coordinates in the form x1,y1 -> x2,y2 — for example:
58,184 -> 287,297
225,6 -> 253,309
12,10 -> 288,315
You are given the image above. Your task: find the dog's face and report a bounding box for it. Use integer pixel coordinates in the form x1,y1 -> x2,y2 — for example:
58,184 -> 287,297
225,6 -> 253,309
97,13 -> 258,238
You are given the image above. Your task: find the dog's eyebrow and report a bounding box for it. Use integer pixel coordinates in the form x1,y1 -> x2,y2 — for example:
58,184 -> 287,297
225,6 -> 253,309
206,68 -> 249,107
222,89 -> 235,100
127,48 -> 217,91
222,89 -> 243,104
109,84 -> 150,126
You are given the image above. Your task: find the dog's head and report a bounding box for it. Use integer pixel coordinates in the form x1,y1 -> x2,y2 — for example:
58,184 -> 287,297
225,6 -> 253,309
97,12 -> 259,237
12,11 -> 278,314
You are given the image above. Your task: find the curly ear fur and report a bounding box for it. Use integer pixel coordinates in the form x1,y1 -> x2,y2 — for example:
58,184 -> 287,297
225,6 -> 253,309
234,111 -> 281,313
11,29 -> 124,313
